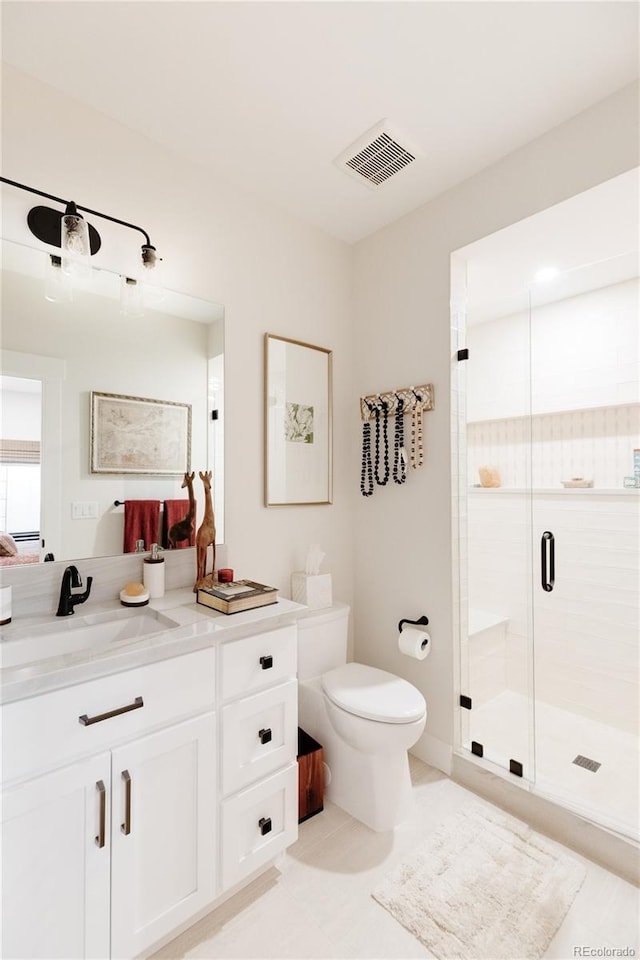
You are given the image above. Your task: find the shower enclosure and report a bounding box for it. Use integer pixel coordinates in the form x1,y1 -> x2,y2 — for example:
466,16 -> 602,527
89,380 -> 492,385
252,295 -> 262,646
452,174 -> 639,843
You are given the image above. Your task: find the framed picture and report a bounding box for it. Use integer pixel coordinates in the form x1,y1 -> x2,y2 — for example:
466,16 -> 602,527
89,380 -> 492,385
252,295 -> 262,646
90,391 -> 191,475
264,334 -> 332,505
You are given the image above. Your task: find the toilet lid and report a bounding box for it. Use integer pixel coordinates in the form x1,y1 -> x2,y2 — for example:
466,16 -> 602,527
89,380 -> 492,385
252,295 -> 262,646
321,662 -> 426,724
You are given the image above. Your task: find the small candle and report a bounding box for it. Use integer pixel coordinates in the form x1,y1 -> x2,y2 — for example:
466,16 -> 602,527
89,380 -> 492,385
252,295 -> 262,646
0,586 -> 12,625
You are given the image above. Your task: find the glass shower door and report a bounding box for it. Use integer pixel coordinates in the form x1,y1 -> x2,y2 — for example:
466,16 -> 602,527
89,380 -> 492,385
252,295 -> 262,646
529,256 -> 640,840
458,290 -> 536,781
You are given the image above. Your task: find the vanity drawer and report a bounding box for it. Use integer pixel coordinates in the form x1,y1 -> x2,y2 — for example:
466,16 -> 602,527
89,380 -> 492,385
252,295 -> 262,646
221,762 -> 298,891
1,647 -> 216,784
221,679 -> 297,795
221,625 -> 296,702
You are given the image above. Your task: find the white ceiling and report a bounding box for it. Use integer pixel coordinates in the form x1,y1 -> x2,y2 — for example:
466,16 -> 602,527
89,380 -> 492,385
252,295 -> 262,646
2,1 -> 638,244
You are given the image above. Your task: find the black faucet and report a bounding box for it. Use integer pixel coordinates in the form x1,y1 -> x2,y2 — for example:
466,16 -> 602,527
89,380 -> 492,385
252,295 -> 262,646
56,565 -> 93,617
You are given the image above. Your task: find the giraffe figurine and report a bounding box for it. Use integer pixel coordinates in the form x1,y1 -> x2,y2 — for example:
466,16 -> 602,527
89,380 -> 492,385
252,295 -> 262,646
194,470 -> 216,591
168,471 -> 196,548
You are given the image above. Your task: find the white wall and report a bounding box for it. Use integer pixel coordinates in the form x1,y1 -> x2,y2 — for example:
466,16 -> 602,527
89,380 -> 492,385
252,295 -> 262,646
352,82 -> 639,769
467,277 -> 640,489
1,66 -> 355,617
467,279 -> 639,422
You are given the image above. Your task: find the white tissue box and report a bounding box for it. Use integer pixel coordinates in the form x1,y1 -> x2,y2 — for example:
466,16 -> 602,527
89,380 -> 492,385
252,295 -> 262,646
291,572 -> 332,610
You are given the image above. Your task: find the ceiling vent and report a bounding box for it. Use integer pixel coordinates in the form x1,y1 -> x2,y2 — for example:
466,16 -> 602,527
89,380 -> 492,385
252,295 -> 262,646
335,120 -> 421,188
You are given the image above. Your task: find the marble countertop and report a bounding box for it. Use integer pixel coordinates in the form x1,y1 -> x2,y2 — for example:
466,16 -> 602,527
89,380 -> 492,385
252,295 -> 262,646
0,588 -> 307,705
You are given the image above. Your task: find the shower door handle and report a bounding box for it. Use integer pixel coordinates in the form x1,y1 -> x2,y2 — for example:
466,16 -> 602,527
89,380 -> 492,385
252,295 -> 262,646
541,531 -> 555,592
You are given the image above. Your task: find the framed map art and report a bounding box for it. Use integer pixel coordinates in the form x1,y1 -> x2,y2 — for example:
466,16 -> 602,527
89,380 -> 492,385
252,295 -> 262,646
90,391 -> 192,475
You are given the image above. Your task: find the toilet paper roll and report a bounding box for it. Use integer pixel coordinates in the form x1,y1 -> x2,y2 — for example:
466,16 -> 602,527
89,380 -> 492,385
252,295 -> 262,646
398,625 -> 431,660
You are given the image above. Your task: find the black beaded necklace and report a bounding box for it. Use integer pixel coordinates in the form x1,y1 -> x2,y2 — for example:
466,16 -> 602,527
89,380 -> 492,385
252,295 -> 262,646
374,401 -> 390,486
360,420 -> 374,496
393,397 -> 407,484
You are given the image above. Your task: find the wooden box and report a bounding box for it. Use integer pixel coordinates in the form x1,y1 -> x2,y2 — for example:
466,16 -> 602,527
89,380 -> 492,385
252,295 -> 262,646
297,728 -> 324,823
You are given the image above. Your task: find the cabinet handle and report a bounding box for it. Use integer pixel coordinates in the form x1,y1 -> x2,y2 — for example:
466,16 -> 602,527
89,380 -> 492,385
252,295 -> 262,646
95,780 -> 106,848
258,816 -> 272,836
79,696 -> 144,726
258,727 -> 272,744
259,655 -> 273,670
121,770 -> 132,836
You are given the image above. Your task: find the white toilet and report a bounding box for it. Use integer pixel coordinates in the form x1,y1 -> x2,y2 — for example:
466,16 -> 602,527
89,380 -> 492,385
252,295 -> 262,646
297,603 -> 427,832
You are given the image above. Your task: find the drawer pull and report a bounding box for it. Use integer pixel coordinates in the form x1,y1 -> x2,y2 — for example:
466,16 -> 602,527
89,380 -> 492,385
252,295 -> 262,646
121,770 -> 132,836
258,816 -> 272,836
259,655 -> 273,670
258,727 -> 272,744
79,696 -> 144,726
95,780 -> 106,848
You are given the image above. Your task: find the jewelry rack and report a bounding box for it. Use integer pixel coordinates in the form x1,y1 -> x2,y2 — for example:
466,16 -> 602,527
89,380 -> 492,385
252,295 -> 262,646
359,382 -> 434,496
359,383 -> 434,421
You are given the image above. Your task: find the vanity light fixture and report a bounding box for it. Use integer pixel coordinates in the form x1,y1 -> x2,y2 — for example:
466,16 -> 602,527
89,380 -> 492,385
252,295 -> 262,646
0,175 -> 160,278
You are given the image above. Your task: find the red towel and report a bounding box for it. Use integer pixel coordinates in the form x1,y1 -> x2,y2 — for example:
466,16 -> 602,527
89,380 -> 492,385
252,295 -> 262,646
163,499 -> 196,548
123,500 -> 161,553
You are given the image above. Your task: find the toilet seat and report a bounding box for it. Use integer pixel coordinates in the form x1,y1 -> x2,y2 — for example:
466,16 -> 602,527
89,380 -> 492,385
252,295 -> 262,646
321,662 -> 426,724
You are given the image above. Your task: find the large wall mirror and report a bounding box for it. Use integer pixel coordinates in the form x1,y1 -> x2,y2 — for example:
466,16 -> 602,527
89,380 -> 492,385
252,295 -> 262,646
0,238 -> 224,566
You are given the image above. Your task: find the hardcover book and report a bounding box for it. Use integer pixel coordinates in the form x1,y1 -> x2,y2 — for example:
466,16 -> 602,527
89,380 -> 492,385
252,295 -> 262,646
196,579 -> 278,614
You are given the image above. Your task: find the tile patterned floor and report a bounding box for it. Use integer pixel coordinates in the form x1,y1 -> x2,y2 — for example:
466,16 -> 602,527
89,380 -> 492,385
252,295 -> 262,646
151,757 -> 639,960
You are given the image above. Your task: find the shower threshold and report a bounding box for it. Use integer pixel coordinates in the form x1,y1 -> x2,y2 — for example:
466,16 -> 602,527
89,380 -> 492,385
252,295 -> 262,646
467,689 -> 638,843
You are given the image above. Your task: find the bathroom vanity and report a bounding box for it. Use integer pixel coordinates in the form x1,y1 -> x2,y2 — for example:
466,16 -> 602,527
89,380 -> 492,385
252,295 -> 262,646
0,591 -> 303,959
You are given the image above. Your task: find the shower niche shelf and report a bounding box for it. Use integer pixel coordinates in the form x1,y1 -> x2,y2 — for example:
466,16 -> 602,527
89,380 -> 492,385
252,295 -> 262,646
468,487 -> 638,496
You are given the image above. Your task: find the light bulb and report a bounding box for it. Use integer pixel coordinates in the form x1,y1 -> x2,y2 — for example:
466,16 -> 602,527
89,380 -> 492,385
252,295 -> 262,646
61,202 -> 91,280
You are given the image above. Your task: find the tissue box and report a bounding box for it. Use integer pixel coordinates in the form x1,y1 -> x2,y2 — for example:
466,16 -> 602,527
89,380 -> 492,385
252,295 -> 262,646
291,572 -> 332,610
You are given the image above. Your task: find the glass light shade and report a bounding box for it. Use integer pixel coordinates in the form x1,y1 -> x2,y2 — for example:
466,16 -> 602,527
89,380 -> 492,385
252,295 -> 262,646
44,254 -> 72,302
61,209 -> 91,280
120,276 -> 144,317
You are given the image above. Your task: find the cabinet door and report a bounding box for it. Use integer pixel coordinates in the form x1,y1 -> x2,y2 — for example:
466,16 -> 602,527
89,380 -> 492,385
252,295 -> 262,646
110,712 -> 216,960
1,752 -> 111,960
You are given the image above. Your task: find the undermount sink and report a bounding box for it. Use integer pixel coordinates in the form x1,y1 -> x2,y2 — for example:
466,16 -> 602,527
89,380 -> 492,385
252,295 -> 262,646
0,607 -> 181,671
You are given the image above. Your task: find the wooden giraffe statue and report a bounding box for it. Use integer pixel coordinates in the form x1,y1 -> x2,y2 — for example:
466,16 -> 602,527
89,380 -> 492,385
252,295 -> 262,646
194,470 -> 216,591
168,471 -> 196,548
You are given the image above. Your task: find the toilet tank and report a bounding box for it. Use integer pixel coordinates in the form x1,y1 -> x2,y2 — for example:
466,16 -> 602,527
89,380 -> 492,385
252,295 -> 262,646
297,602 -> 350,680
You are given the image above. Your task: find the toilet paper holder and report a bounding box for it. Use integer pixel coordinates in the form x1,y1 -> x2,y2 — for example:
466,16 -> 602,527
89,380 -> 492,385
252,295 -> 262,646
398,614 -> 429,632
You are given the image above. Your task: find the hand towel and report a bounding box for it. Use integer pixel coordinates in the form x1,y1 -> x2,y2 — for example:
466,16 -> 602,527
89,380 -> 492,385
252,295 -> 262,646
163,499 -> 196,548
123,500 -> 161,553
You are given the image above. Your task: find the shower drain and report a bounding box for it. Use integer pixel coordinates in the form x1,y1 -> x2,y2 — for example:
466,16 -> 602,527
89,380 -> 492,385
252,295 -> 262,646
573,754 -> 601,772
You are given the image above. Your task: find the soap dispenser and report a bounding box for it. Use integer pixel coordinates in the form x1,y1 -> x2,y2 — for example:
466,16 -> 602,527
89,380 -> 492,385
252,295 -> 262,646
143,543 -> 165,598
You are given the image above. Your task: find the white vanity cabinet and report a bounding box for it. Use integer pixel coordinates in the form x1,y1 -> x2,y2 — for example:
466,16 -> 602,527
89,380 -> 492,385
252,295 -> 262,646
1,612 -> 301,959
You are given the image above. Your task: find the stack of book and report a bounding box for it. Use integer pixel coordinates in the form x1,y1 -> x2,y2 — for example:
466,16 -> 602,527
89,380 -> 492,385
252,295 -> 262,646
196,579 -> 278,615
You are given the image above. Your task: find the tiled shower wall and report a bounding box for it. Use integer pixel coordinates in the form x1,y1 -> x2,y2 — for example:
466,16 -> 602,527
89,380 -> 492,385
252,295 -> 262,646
467,403 -> 640,490
468,489 -> 639,735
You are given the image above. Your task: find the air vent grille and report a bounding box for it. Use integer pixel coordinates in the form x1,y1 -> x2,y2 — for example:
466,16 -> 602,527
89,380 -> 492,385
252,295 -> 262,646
336,120 -> 420,188
346,132 -> 415,186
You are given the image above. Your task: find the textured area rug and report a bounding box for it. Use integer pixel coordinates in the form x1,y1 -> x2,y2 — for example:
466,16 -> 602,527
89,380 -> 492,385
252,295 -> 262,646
372,803 -> 586,959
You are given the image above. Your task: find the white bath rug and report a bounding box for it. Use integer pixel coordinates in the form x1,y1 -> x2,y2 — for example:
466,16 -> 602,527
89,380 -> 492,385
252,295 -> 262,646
372,803 -> 586,959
